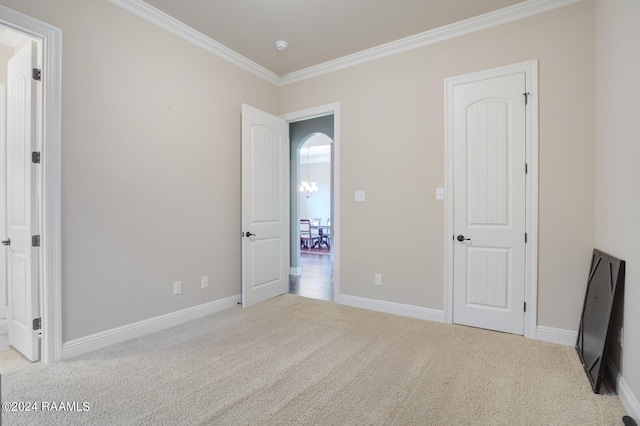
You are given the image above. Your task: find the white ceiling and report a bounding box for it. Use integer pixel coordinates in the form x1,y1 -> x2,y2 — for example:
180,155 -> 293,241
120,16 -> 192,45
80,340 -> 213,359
142,0 -> 525,76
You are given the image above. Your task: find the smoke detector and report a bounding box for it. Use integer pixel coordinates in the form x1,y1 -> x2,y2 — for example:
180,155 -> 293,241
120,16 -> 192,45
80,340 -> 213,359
275,40 -> 288,51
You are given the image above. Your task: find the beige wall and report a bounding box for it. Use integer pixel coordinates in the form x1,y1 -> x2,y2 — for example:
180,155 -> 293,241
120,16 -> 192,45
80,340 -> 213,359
595,0 -> 640,412
279,0 -> 596,331
0,0 -> 277,341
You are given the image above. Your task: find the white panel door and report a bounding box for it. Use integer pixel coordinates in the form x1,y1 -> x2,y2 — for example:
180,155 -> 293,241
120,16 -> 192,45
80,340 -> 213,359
452,72 -> 526,335
241,104 -> 289,307
1,83 -> 6,320
6,41 -> 40,361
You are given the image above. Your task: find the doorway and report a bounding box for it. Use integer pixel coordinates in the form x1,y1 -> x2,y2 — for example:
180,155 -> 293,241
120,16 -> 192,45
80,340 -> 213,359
292,131 -> 333,301
0,5 -> 62,364
0,25 -> 42,365
444,61 -> 538,337
281,104 -> 341,303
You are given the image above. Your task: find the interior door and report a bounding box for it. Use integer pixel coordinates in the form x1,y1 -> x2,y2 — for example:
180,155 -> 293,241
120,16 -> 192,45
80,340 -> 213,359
241,104 -> 289,307
6,40 -> 40,361
452,72 -> 526,335
1,83 -> 6,321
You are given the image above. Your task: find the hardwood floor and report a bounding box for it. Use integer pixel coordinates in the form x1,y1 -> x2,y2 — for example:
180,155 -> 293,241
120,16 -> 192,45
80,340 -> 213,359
289,252 -> 333,302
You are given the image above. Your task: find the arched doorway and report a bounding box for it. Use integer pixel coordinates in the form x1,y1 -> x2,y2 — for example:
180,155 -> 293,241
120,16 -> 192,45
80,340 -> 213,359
288,116 -> 334,301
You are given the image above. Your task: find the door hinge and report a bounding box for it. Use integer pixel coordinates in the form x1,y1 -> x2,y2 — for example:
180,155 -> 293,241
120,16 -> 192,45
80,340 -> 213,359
525,163 -> 528,174
33,317 -> 41,331
524,302 -> 527,312
523,92 -> 530,105
32,68 -> 41,81
32,151 -> 41,164
525,233 -> 528,243
32,235 -> 40,247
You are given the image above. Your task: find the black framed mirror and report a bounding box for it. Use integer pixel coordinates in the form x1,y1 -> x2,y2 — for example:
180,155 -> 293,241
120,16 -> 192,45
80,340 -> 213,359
576,249 -> 625,393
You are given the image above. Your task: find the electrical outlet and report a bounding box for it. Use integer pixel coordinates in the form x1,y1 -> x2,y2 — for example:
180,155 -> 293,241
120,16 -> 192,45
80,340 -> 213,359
355,191 -> 366,202
374,274 -> 382,286
173,281 -> 182,295
201,276 -> 209,289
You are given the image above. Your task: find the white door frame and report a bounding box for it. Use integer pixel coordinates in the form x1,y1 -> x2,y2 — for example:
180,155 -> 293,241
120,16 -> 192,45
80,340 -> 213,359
444,61 -> 538,338
0,5 -> 62,363
280,103 -> 341,302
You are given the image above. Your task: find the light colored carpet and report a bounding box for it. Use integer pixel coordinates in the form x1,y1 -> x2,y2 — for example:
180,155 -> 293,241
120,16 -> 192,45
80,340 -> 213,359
1,294 -> 626,425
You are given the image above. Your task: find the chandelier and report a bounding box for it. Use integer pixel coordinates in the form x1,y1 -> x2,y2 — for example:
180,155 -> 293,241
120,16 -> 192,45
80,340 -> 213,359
299,147 -> 319,198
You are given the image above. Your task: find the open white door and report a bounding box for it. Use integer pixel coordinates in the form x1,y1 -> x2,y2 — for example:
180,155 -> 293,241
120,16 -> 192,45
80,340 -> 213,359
6,40 -> 40,361
452,72 -> 526,335
0,83 -> 6,321
241,104 -> 289,307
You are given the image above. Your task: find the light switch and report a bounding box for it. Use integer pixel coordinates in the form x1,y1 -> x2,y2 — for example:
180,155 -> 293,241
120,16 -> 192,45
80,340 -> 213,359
355,191 -> 366,202
436,187 -> 445,200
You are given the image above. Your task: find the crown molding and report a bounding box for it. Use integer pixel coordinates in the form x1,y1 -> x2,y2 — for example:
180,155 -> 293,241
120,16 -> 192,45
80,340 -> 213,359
112,0 -> 580,87
279,0 -> 580,85
110,0 -> 280,85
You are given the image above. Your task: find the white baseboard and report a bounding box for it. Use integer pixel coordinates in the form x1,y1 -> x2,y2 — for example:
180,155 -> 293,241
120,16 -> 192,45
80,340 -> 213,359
535,325 -> 577,346
290,267 -> 302,276
338,294 -> 445,323
62,294 -> 241,359
606,355 -> 640,421
618,375 -> 640,422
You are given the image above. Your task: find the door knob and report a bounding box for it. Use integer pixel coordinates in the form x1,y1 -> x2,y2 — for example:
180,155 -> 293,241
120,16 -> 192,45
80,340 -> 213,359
1,238 -> 10,246
245,232 -> 256,238
456,235 -> 471,242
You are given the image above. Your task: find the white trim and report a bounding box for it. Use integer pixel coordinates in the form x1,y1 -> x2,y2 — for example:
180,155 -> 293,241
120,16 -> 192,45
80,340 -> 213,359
280,103 -> 341,303
290,267 -> 302,276
619,376 -> 640,422
606,355 -> 640,421
62,294 -> 241,359
278,0 -> 576,84
109,0 -> 279,85
339,294 -> 445,323
0,5 -> 63,364
444,60 -> 539,338
110,0 -> 578,86
535,325 -> 577,346
526,61 -> 540,339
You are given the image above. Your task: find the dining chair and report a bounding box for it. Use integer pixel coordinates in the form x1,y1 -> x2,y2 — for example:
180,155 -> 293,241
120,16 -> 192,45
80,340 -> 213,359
300,219 -> 318,249
309,218 -> 321,244
321,219 -> 331,248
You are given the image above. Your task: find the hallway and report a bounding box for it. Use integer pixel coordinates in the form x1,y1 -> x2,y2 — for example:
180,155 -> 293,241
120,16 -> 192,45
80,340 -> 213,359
289,253 -> 333,302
